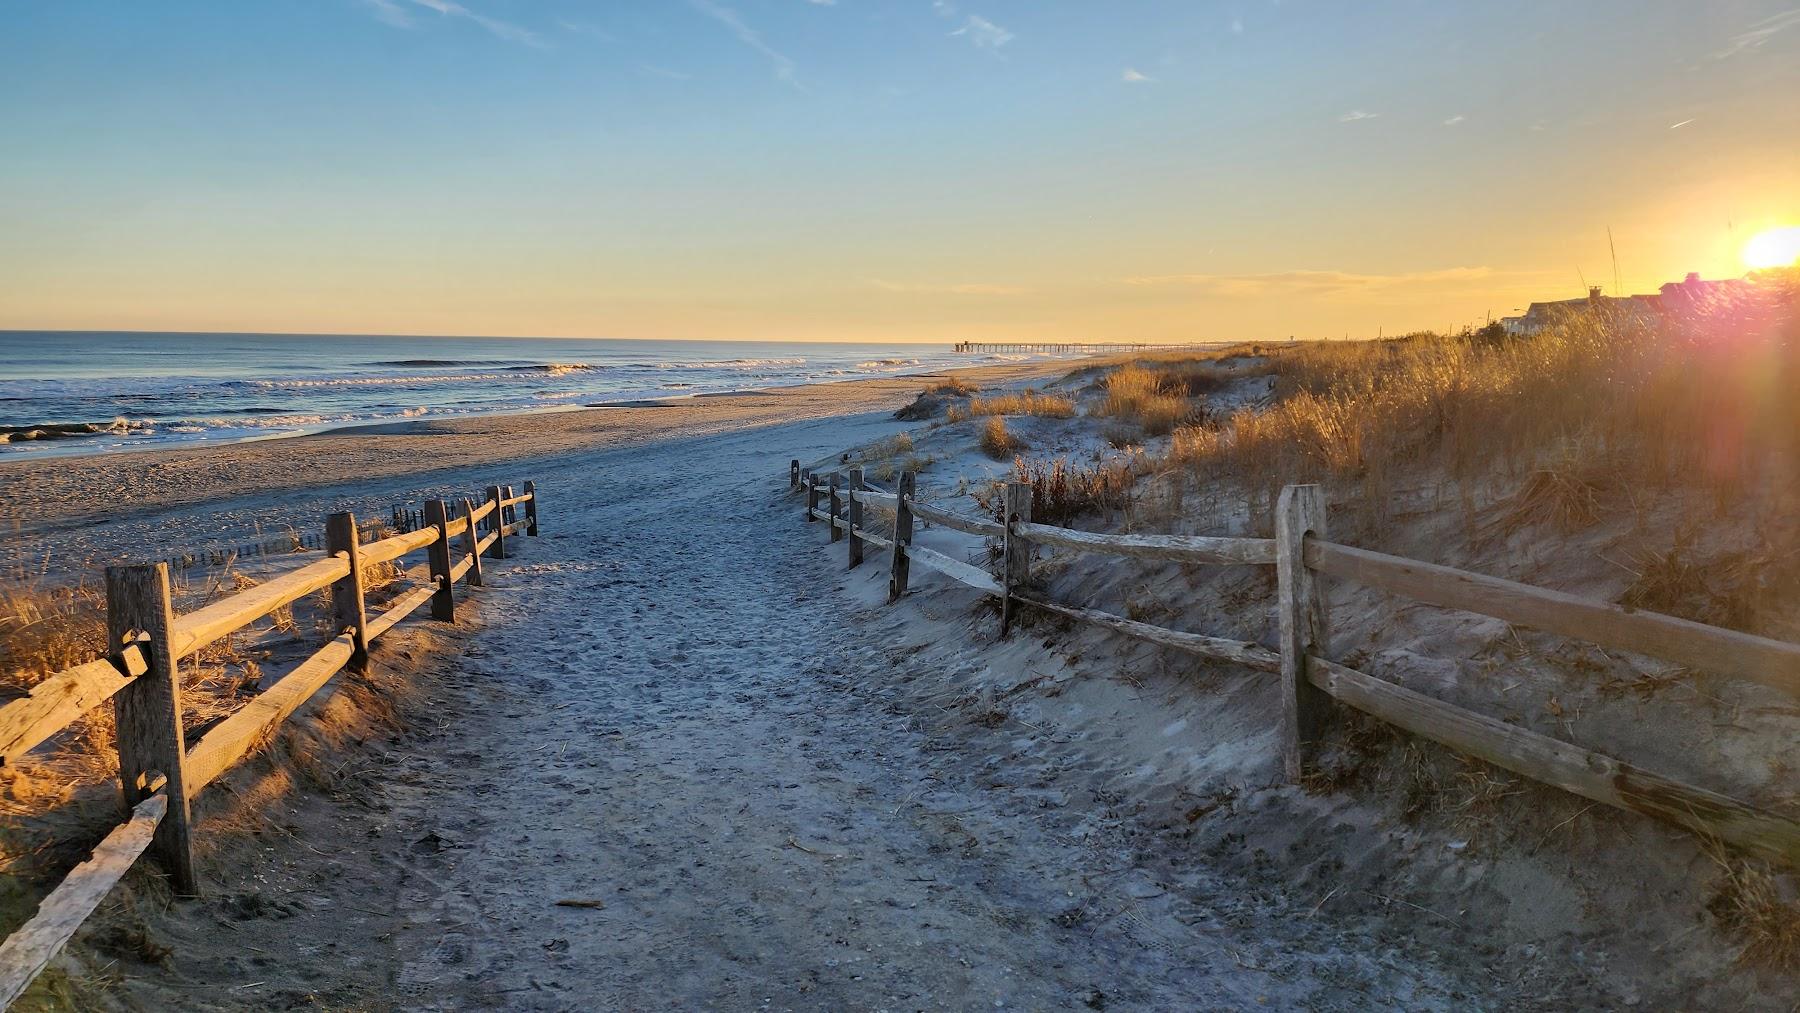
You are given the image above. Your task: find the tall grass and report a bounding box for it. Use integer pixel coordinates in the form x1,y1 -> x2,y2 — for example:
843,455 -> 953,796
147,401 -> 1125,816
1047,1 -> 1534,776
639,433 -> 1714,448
1164,275 -> 1799,532
1101,365 -> 1193,436
947,390 -> 1077,422
979,417 -> 1020,459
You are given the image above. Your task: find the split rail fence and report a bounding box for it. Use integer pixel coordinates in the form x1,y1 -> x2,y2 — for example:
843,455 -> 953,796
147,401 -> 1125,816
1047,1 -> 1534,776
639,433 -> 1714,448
0,480 -> 543,1006
790,460 -> 1800,868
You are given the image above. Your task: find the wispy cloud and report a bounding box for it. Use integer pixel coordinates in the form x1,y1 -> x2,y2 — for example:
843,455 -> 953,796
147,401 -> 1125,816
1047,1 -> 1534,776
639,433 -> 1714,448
1337,109 -> 1378,122
557,19 -> 615,43
1715,7 -> 1800,58
1124,267 -> 1498,300
1121,67 -> 1151,83
951,15 -> 1013,49
364,0 -> 544,47
872,280 -> 1029,296
1442,114 -> 1466,126
1669,117 -> 1696,129
689,0 -> 799,86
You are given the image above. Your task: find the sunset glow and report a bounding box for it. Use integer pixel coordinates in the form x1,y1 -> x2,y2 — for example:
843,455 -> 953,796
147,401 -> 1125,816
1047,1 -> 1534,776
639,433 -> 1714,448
2,3 -> 1799,341
1743,226 -> 1800,270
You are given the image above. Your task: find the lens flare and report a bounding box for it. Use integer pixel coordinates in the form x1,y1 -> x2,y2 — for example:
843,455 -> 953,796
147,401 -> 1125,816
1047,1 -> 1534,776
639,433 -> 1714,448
1742,225 -> 1800,269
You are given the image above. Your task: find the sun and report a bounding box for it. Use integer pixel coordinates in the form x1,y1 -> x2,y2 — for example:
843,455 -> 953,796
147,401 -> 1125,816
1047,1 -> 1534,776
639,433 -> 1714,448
1742,225 -> 1800,270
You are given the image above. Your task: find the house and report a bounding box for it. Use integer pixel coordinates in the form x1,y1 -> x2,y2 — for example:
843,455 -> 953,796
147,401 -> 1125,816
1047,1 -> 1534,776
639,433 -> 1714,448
1499,274 -> 1742,336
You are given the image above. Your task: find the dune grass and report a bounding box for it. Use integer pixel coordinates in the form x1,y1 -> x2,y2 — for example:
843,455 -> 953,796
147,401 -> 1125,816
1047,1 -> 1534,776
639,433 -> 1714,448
1100,365 -> 1193,436
1161,273 -> 1799,540
923,377 -> 979,396
947,390 -> 1077,422
979,417 -> 1020,459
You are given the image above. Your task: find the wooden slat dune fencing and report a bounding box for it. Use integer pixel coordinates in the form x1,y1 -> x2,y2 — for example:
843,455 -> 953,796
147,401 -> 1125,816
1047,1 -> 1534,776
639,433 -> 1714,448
0,479 -> 542,1007
790,461 -> 1800,867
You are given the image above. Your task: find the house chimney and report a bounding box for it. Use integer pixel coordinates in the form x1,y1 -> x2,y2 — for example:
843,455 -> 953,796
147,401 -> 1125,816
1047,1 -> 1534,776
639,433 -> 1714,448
1588,285 -> 1603,306
1685,272 -> 1700,285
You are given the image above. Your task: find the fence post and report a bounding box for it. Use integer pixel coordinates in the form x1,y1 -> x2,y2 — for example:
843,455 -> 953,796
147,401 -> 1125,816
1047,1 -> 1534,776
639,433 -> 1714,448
106,563 -> 198,895
827,474 -> 843,543
460,498 -> 485,588
806,473 -> 820,522
486,486 -> 508,559
1000,480 -> 1032,636
888,471 -> 914,601
524,480 -> 539,537
325,512 -> 371,672
502,485 -> 518,530
1275,484 -> 1330,781
847,467 -> 865,568
424,500 -> 455,622
790,459 -> 800,489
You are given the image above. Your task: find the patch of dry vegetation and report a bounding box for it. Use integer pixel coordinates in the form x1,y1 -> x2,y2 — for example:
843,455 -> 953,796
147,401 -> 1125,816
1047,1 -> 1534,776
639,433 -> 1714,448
1707,843 -> 1800,971
978,456 -> 1136,526
947,390 -> 1077,422
1160,273 -> 1799,539
978,417 -> 1020,459
924,377 -> 978,396
1100,365 -> 1194,436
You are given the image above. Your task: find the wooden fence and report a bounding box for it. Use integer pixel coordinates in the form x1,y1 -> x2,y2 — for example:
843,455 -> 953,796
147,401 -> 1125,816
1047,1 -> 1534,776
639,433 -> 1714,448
791,461 -> 1800,867
0,480 -> 542,1006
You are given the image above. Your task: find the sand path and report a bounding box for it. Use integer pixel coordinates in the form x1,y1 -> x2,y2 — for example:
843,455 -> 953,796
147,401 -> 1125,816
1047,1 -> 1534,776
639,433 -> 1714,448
329,416 -> 1484,1011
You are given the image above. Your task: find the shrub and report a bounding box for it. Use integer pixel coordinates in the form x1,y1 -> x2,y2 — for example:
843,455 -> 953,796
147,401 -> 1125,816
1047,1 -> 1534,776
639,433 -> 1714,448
1003,456 -> 1134,525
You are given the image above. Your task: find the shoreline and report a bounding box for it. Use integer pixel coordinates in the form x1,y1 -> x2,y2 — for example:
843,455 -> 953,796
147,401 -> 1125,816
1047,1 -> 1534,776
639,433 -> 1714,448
0,357 -> 1079,574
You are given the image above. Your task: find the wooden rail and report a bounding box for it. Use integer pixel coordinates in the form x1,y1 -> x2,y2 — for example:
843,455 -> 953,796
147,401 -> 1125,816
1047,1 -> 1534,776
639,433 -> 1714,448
0,477 -> 544,1004
787,459 -> 1800,867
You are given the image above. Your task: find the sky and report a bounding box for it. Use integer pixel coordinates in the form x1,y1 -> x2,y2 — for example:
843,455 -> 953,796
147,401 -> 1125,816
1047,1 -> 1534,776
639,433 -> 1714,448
2,1 -> 1798,343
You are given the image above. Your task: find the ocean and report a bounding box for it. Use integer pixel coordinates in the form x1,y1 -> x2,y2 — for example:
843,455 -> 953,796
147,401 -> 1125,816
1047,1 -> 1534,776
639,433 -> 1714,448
0,332 -> 1058,458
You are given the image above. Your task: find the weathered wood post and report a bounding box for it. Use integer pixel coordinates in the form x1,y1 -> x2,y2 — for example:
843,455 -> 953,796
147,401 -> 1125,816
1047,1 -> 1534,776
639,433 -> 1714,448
106,564 -> 198,895
827,473 -> 843,543
486,486 -> 508,559
806,472 -> 820,522
1000,480 -> 1032,635
459,498 -> 485,588
523,480 -> 539,536
502,485 -> 517,529
325,512 -> 371,672
790,459 -> 801,489
1275,484 -> 1330,781
424,499 -> 456,621
847,467 -> 865,568
888,471 -> 914,601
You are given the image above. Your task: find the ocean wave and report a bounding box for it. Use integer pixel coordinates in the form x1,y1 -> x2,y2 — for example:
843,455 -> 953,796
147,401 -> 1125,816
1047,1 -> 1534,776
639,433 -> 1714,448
251,365 -> 589,388
0,417 -> 155,443
361,358 -> 527,368
635,357 -> 809,370
855,358 -> 924,369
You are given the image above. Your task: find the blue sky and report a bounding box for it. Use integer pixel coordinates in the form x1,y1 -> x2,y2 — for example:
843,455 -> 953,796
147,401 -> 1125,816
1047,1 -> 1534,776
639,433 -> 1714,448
2,1 -> 1798,340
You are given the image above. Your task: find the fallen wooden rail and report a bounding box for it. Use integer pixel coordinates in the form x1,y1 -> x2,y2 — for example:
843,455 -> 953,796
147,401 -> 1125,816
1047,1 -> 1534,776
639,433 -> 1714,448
0,476 -> 545,1005
0,794 -> 167,1009
787,458 -> 1800,867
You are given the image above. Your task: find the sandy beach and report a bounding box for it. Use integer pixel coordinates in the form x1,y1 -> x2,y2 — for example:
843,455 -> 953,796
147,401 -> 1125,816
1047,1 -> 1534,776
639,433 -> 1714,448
0,358 -> 1072,575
